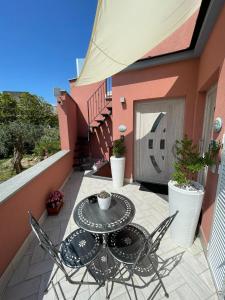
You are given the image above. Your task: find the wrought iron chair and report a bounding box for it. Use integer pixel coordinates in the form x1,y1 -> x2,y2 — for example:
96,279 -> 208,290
28,211 -> 101,296
108,211 -> 178,298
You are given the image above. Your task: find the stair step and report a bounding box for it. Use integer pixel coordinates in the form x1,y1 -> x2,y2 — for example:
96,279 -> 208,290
107,102 -> 112,109
95,115 -> 105,122
105,95 -> 112,101
90,121 -> 100,128
101,108 -> 111,116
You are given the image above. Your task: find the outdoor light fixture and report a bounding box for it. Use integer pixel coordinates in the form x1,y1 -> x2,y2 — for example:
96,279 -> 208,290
118,124 -> 127,141
120,96 -> 126,103
54,87 -> 64,105
213,117 -> 223,133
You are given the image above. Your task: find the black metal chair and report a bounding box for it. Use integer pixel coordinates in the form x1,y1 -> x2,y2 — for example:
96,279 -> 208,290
108,211 -> 178,298
28,211 -> 101,296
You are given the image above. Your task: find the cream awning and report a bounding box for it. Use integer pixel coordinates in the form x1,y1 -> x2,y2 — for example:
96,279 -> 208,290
76,0 -> 201,86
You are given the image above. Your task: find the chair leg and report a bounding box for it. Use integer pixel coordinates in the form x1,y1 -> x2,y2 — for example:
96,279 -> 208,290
151,260 -> 169,298
73,268 -> 88,299
131,276 -> 138,300
106,280 -> 109,299
44,266 -> 59,294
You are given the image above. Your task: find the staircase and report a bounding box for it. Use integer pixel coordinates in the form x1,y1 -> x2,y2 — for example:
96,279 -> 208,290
87,78 -> 112,131
74,78 -> 112,170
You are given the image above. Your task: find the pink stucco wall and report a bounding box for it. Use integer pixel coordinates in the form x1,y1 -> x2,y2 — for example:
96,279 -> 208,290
143,11 -> 199,59
112,59 -> 200,180
112,4 -> 225,245
0,91 -> 78,277
0,152 -> 73,277
69,79 -> 113,159
70,79 -> 103,137
58,91 -> 77,151
197,5 -> 225,245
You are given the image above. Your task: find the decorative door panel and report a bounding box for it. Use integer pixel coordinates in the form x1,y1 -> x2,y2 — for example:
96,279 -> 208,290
135,99 -> 184,184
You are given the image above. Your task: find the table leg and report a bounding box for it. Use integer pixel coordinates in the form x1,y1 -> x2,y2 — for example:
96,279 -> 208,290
102,233 -> 110,298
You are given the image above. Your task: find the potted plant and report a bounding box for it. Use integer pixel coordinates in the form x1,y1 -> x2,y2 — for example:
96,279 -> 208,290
168,136 -> 220,247
46,190 -> 64,215
208,140 -> 221,173
97,190 -> 112,210
110,139 -> 126,188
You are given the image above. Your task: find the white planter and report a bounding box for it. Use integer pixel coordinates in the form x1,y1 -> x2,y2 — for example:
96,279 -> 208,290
110,156 -> 125,188
168,180 -> 204,248
97,194 -> 111,210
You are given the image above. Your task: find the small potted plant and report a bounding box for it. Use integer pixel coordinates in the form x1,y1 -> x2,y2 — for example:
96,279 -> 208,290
208,140 -> 221,173
110,139 -> 126,188
97,190 -> 112,210
168,136 -> 220,247
46,190 -> 64,215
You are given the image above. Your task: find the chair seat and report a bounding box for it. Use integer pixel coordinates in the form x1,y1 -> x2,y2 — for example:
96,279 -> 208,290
125,252 -> 158,277
108,223 -> 150,264
88,248 -> 120,282
59,228 -> 101,268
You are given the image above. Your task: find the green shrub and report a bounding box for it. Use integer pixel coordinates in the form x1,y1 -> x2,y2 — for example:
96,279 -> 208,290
112,139 -> 126,158
172,135 -> 220,186
34,128 -> 60,158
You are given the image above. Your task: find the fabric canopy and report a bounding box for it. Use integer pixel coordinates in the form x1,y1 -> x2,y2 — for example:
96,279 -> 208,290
76,0 -> 201,86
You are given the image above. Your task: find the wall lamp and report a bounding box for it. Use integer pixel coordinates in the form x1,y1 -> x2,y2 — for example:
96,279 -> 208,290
118,124 -> 127,141
213,117 -> 223,133
54,87 -> 64,105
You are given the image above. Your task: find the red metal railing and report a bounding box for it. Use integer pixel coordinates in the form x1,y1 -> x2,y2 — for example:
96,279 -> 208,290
87,78 -> 112,127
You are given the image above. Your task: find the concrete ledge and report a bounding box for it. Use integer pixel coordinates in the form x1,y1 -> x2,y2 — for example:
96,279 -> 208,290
0,150 -> 70,204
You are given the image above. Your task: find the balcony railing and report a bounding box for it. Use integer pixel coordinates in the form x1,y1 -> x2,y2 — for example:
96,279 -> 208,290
87,78 -> 112,127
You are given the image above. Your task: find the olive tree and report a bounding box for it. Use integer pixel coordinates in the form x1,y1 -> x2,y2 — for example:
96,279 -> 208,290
0,122 -> 43,173
0,92 -> 59,173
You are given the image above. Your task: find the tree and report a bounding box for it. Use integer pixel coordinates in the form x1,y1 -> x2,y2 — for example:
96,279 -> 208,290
34,127 -> 60,158
0,92 -> 59,173
17,93 -> 58,126
0,93 -> 17,124
0,122 -> 43,173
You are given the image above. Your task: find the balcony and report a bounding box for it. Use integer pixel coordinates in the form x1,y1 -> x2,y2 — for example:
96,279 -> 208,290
1,171 -> 217,300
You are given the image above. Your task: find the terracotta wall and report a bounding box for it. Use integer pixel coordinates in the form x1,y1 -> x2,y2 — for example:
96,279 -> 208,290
69,79 -> 113,159
58,91 -> 78,151
70,79 -> 103,137
196,5 -> 225,245
112,59 -> 200,180
112,4 -> 225,246
0,152 -> 73,277
0,92 -> 78,276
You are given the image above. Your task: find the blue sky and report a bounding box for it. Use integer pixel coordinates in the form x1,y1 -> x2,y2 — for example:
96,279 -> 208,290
0,0 -> 97,104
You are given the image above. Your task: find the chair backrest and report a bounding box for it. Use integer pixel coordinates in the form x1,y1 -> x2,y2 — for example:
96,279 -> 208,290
131,211 -> 178,272
148,211 -> 178,254
28,211 -> 62,266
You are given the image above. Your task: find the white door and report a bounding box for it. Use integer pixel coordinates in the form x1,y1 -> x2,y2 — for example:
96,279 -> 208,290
199,85 -> 217,185
135,99 -> 184,184
208,148 -> 225,295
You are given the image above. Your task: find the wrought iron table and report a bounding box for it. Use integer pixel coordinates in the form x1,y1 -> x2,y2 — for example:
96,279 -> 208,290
73,193 -> 136,286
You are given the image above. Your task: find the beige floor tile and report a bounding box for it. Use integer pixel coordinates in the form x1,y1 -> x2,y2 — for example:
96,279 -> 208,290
4,171 -> 217,300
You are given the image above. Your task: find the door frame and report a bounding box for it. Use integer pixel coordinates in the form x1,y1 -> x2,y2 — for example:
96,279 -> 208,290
198,85 -> 217,185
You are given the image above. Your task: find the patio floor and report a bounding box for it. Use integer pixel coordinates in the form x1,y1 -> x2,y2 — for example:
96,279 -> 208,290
2,171 -> 218,300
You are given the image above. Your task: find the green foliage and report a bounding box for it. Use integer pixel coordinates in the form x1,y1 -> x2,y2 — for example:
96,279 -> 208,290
34,128 -> 60,158
0,92 -> 59,174
0,93 -> 17,124
112,139 -> 126,158
17,93 -> 58,126
0,122 -> 43,173
172,135 -> 219,186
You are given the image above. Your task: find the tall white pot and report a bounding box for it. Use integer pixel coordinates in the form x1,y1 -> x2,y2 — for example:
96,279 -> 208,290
168,180 -> 204,248
110,156 -> 125,188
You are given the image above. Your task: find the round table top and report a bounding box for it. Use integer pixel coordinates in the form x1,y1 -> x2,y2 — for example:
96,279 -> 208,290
73,193 -> 135,234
